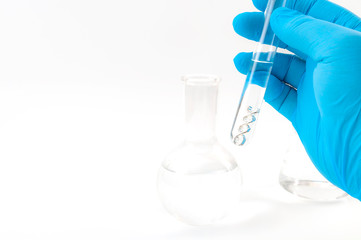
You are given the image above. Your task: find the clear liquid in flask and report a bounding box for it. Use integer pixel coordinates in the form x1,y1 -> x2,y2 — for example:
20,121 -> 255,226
158,165 -> 242,225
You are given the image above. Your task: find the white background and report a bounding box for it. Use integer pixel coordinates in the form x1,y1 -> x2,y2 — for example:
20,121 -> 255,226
0,0 -> 361,239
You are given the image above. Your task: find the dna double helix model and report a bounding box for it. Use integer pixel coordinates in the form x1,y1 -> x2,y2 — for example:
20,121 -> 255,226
233,106 -> 259,146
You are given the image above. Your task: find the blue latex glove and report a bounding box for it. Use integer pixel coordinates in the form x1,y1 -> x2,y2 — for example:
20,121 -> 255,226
233,0 -> 361,200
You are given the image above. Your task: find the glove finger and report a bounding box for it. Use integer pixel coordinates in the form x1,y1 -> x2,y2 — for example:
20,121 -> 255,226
253,0 -> 361,31
234,52 -> 305,89
233,12 -> 307,59
265,75 -> 297,121
235,63 -> 298,121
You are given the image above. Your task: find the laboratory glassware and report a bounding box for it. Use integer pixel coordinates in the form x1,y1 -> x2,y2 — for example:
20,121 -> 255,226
157,75 -> 242,226
279,129 -> 348,201
231,0 -> 287,146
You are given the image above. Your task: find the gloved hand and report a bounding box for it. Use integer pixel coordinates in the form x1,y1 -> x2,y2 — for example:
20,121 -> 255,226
233,0 -> 361,200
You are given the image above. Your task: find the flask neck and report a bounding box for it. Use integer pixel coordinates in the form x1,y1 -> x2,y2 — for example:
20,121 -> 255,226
183,75 -> 219,144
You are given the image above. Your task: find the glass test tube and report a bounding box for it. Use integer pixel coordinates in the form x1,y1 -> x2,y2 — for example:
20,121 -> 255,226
231,0 -> 287,146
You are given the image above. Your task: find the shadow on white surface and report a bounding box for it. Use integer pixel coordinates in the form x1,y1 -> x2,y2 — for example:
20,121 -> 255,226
146,186 -> 357,240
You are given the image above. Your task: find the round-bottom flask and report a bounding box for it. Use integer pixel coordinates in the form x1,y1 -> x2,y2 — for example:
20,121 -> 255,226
279,129 -> 348,201
157,75 -> 242,225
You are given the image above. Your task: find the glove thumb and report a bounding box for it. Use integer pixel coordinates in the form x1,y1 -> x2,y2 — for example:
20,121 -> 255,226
270,7 -> 352,61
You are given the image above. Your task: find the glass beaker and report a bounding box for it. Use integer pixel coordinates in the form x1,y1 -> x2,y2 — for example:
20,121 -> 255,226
279,129 -> 348,201
157,75 -> 242,226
